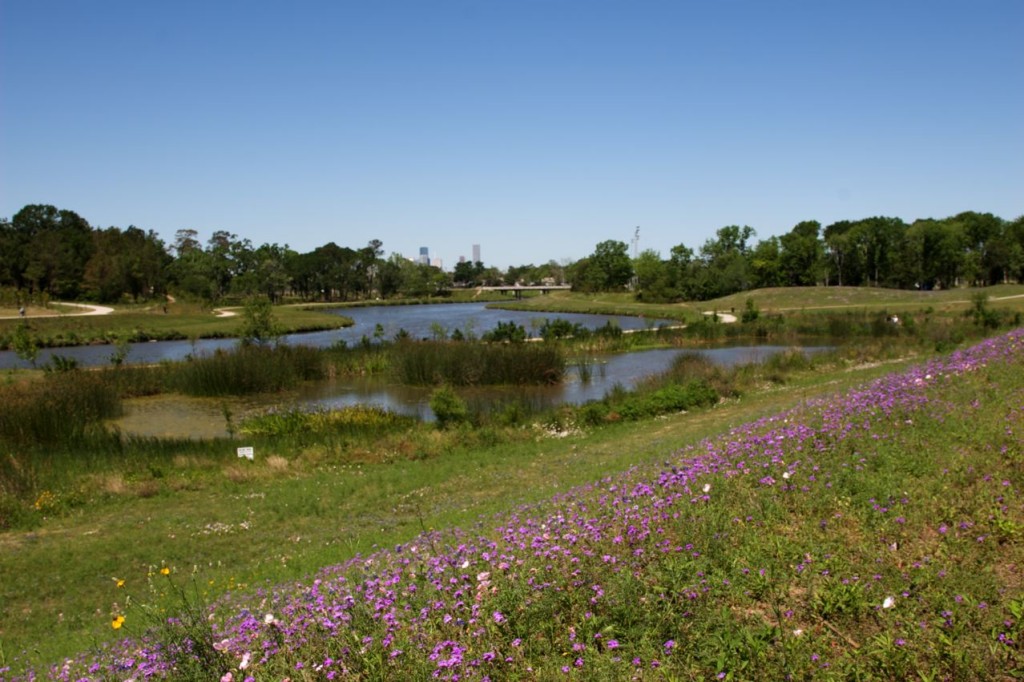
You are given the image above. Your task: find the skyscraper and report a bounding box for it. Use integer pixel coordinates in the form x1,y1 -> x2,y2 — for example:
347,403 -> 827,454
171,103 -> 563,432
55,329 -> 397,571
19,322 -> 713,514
419,247 -> 429,265
472,244 -> 481,264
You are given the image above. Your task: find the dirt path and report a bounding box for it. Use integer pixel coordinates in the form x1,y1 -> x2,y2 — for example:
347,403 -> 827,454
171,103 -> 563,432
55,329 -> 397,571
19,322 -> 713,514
0,302 -> 115,320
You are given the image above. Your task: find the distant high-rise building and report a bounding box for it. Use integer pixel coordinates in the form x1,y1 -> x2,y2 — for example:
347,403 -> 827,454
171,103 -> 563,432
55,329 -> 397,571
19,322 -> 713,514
472,244 -> 481,264
419,246 -> 429,265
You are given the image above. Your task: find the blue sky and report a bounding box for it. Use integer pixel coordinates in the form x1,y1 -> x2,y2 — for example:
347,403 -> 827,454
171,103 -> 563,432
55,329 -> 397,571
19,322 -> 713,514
2,1 -> 1021,270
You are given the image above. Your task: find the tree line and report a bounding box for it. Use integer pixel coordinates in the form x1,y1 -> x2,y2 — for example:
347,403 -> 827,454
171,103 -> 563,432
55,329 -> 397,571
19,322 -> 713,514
1,204 -> 1020,305
571,211 -> 1024,301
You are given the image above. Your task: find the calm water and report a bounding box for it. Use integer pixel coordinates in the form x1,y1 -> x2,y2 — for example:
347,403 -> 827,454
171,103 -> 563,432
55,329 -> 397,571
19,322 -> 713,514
112,344 -> 830,438
1,301 -> 828,436
0,303 -> 670,369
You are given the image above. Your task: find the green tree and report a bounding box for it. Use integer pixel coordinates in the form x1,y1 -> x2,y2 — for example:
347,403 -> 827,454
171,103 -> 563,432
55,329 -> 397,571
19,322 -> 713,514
453,260 -> 485,287
692,225 -> 756,299
10,204 -> 95,298
823,220 -> 860,286
750,236 -> 784,289
238,296 -> 282,346
570,240 -> 633,292
11,322 -> 38,367
779,220 -> 823,286
633,249 -> 675,301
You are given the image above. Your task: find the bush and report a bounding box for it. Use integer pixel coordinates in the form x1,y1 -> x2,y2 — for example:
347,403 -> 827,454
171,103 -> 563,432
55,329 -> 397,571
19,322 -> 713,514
482,320 -> 527,343
429,386 -> 469,429
539,318 -> 590,341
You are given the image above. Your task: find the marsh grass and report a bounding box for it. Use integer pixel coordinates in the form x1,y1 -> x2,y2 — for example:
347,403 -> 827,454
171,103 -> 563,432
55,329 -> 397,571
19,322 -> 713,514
165,344 -> 325,396
391,340 -> 565,385
2,318 -> 1021,677
0,302 -> 351,350
240,404 -> 416,439
10,330 -> 1022,680
0,371 -> 121,448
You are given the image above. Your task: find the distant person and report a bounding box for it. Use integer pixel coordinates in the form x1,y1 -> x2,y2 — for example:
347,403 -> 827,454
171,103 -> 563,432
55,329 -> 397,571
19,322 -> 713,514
19,306 -> 25,317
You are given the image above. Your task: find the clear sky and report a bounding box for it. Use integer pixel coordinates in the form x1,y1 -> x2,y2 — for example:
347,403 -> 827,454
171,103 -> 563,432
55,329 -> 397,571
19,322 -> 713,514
2,1 -> 1021,270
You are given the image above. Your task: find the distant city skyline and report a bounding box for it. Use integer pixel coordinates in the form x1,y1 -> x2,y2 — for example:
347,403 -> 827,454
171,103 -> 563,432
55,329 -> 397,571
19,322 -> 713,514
2,2 -> 1020,270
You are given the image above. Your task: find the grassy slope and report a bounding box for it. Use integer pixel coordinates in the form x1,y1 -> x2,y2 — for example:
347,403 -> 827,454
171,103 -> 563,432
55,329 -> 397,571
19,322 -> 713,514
0,302 -> 350,349
488,284 -> 1024,320
7,331 -> 1024,679
0,356 -> 922,671
707,283 -> 1024,313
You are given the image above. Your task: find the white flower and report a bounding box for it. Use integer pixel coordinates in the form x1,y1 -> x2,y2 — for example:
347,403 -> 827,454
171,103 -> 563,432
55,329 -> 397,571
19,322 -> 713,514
782,471 -> 791,480
793,628 -> 803,637
239,652 -> 251,670
264,613 -> 276,625
461,559 -> 470,569
702,483 -> 711,494
882,596 -> 895,609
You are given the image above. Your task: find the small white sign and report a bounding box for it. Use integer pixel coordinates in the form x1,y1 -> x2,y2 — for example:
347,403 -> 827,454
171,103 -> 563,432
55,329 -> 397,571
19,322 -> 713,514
237,446 -> 254,461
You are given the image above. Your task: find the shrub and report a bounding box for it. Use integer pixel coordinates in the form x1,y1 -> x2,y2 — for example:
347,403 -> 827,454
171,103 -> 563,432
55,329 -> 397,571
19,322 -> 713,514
429,386 -> 469,429
482,320 -> 528,343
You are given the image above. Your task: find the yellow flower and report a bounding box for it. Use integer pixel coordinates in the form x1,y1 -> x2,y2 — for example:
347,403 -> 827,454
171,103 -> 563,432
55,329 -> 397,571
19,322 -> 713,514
113,578 -> 125,588
112,615 -> 125,629
160,567 -> 170,576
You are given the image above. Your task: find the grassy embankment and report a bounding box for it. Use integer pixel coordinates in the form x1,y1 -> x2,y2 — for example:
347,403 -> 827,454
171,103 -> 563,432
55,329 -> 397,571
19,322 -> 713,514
3,327 -> 1023,679
495,283 -> 1024,320
0,288 -> 529,351
0,300 -> 352,351
1,286 -> 1023,678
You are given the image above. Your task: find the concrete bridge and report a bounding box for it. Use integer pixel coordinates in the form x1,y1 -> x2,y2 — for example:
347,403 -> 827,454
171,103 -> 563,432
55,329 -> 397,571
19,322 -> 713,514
477,284 -> 572,299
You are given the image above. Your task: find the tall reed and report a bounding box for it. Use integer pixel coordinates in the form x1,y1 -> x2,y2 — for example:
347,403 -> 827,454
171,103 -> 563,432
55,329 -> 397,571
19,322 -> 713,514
164,344 -> 325,396
0,372 -> 121,448
391,341 -> 565,385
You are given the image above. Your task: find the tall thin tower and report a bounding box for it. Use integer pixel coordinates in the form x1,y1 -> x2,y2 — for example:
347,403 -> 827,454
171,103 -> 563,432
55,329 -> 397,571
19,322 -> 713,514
472,244 -> 481,264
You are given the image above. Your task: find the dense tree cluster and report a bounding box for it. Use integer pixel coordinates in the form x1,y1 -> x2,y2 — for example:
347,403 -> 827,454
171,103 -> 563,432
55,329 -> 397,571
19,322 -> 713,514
1,204 -> 1019,305
575,212 -> 1024,302
0,206 -> 450,303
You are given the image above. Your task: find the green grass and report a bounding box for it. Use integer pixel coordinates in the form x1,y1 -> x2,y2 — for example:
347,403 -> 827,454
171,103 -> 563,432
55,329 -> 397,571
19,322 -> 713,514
0,343 -> 927,671
488,284 -> 1024,321
706,283 -> 1024,314
1,293 -> 1022,677
0,301 -> 351,350
488,290 -> 698,321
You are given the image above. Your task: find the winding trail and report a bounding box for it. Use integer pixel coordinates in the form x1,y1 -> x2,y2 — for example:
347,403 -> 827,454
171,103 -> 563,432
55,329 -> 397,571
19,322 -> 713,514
0,302 -> 115,320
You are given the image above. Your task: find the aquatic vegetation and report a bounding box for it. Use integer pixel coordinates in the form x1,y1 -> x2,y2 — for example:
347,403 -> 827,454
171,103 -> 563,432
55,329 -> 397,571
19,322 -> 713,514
165,344 -> 326,396
240,405 -> 415,438
391,341 -> 565,386
0,371 -> 121,447
9,330 -> 1024,679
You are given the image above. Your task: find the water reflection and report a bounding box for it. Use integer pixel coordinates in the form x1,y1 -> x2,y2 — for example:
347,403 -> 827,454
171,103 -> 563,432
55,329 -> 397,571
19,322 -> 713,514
0,303 -> 670,369
112,345 -> 829,439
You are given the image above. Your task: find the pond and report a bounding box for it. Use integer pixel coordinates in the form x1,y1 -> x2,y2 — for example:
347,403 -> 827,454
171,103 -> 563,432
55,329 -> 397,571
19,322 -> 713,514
0,303 -> 672,369
111,344 -> 831,438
